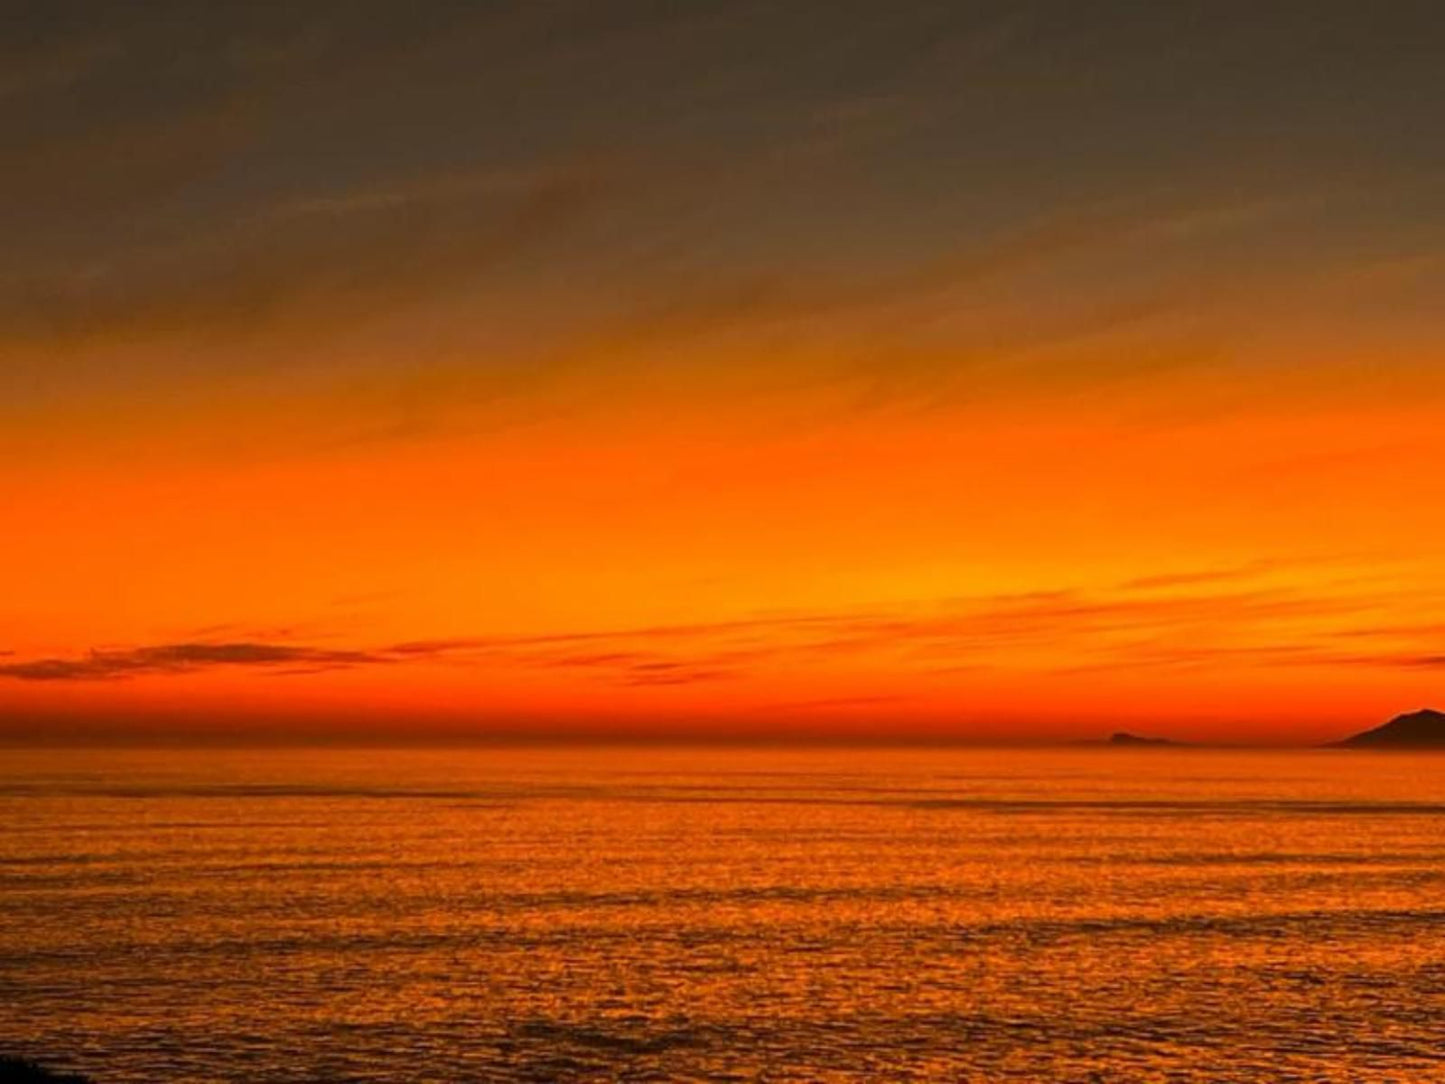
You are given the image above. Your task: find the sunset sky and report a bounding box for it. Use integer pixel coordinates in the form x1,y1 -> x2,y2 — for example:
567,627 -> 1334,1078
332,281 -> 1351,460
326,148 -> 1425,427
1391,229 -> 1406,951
3,1 -> 1443,743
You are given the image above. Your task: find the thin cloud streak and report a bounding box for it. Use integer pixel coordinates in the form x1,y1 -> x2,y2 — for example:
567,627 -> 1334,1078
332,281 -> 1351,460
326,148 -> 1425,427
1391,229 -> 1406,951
0,158 -> 611,348
0,643 -> 385,682
4,571 -> 1441,687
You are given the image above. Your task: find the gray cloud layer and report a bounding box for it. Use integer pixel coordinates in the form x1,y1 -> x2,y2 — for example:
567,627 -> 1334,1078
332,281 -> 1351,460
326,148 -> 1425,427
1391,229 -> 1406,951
5,0 -> 1442,425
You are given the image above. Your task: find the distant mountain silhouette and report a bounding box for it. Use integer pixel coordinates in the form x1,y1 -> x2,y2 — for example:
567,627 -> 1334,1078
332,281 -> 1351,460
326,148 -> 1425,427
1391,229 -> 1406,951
1107,731 -> 1180,747
0,1057 -> 92,1084
1337,709 -> 1445,748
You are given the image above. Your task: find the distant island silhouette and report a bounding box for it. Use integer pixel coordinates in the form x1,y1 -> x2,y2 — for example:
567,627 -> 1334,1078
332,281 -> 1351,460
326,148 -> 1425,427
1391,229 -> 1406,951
1107,731 -> 1181,747
1335,708 -> 1445,748
0,1057 -> 92,1084
1097,710 -> 1445,749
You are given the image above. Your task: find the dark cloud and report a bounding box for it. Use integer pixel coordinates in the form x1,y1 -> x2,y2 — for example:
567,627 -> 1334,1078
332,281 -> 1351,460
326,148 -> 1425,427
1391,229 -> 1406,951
620,668 -> 735,687
0,642 -> 384,681
392,640 -> 771,687
1332,654 -> 1445,671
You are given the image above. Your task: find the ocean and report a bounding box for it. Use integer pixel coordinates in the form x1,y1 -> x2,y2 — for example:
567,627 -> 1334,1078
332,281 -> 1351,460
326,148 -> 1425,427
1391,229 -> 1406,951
2,745 -> 1443,1082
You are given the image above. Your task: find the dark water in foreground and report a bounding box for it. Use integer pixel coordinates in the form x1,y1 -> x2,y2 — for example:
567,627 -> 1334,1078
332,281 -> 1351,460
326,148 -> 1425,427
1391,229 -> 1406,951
2,746 -> 1444,1082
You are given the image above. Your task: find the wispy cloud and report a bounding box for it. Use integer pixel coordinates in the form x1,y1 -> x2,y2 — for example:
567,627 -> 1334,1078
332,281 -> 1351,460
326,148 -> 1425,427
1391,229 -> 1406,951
5,562 -> 1441,688
0,157 -> 611,349
9,0 -> 1421,420
1118,560 -> 1291,592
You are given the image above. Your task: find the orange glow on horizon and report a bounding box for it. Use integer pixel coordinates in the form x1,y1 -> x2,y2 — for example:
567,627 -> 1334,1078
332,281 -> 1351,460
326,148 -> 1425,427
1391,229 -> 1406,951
5,360 -> 1443,744
5,3 -> 1443,744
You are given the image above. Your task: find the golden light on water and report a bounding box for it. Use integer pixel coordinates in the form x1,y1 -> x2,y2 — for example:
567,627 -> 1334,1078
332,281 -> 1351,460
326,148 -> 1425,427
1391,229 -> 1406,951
5,746 -> 1445,1081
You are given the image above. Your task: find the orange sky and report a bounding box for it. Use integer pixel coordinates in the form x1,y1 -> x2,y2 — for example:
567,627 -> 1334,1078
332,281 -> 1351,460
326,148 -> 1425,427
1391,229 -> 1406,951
2,3 -> 1442,742
6,362 -> 1443,743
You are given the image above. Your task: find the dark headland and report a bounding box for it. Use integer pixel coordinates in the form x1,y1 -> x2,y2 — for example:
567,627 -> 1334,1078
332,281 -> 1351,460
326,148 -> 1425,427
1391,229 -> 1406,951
0,1057 -> 92,1084
1335,709 -> 1445,748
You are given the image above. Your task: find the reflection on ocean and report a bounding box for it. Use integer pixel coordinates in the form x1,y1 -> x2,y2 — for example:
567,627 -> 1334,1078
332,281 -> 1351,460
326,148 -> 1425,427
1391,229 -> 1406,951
3,746 -> 1444,1082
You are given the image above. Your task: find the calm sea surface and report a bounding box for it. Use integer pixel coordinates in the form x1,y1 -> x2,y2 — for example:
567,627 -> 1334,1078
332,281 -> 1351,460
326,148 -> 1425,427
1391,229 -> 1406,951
2,746 -> 1443,1082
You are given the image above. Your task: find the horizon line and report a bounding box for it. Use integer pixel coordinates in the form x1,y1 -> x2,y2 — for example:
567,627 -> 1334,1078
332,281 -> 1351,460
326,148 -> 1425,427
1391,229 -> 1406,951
0,732 -> 1381,751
